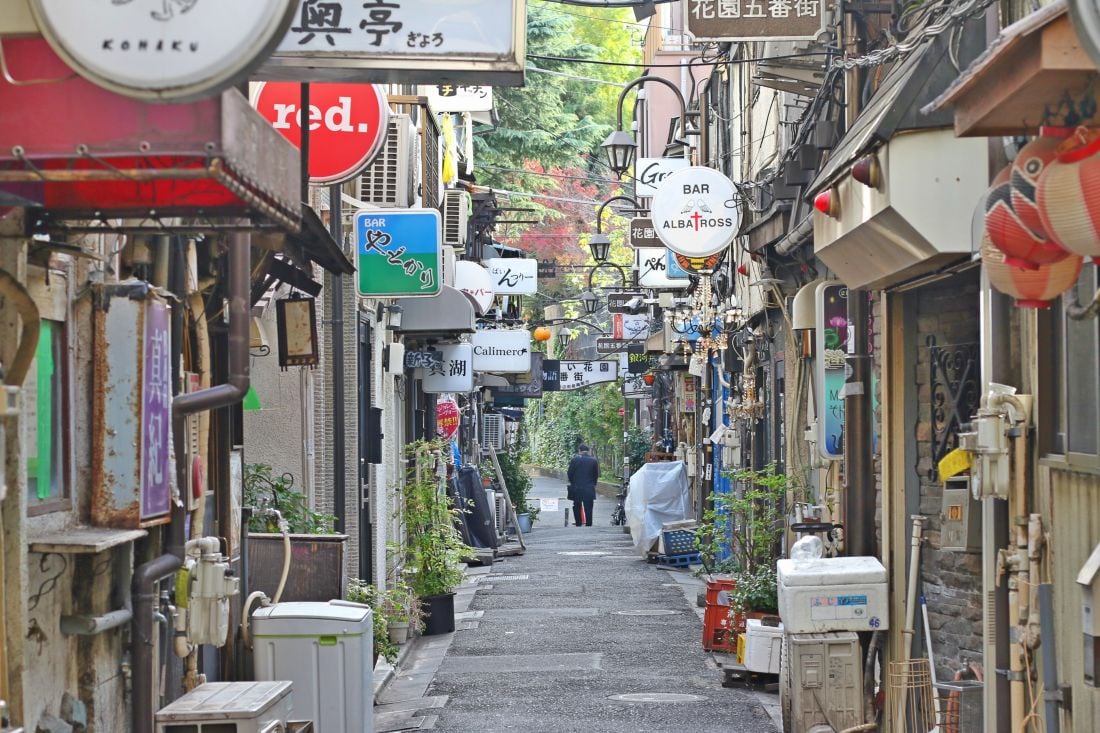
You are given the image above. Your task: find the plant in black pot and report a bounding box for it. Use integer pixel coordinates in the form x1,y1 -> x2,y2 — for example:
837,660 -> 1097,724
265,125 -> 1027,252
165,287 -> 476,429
400,440 -> 471,636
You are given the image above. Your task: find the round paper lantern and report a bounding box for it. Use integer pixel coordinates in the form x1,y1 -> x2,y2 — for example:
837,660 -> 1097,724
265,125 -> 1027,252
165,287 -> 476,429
981,235 -> 1083,308
642,373 -> 656,386
986,155 -> 1069,270
1010,127 -> 1074,239
532,326 -> 552,342
1036,127 -> 1100,262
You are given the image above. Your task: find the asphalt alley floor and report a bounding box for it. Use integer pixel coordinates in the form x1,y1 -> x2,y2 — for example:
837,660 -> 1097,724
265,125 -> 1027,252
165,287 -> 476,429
374,475 -> 781,733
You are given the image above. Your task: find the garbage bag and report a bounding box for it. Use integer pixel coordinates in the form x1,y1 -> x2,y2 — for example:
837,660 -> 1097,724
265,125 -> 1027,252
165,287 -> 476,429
625,461 -> 690,556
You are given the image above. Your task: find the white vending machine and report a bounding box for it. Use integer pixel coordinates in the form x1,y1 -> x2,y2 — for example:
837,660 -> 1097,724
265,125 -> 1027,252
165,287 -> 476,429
251,600 -> 373,733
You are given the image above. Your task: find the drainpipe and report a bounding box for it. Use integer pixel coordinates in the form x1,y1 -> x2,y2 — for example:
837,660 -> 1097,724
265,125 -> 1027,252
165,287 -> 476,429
132,233 -> 251,733
843,289 -> 873,557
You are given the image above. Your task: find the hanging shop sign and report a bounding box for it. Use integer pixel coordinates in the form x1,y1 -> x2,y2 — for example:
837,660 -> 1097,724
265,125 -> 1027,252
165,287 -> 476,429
630,217 -> 662,248
537,261 -> 557,279
436,399 -> 461,441
29,0 -> 296,101
596,338 -> 636,354
471,329 -> 532,373
612,313 -> 650,340
652,166 -> 741,257
355,209 -> 442,297
253,81 -> 390,184
541,358 -> 561,392
405,349 -> 443,370
684,0 -> 828,41
419,343 -> 474,393
815,282 -> 849,459
622,373 -> 651,399
275,295 -> 320,368
485,257 -> 538,295
627,343 -> 649,374
542,360 -> 620,392
491,353 -> 544,400
419,84 -> 493,113
454,261 -> 495,313
635,157 -> 690,197
636,247 -> 690,288
674,251 -> 724,274
259,0 -> 527,86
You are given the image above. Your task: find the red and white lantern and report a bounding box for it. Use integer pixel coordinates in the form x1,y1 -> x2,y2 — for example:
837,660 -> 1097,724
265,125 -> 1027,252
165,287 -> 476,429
1036,127 -> 1100,262
985,157 -> 1069,270
981,235 -> 1083,308
1009,127 -> 1073,240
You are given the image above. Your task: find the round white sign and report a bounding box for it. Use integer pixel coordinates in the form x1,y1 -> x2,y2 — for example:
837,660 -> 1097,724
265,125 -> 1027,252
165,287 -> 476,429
651,166 -> 741,258
454,261 -> 495,314
30,0 -> 296,101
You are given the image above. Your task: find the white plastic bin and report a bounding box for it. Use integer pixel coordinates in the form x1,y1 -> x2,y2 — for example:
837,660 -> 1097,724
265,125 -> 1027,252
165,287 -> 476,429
743,618 -> 784,674
251,600 -> 373,733
777,556 -> 889,633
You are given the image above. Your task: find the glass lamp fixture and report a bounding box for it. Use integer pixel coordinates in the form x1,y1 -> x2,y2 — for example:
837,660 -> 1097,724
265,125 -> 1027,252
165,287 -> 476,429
588,232 -> 611,263
580,290 -> 600,316
601,129 -> 637,179
557,327 -> 573,352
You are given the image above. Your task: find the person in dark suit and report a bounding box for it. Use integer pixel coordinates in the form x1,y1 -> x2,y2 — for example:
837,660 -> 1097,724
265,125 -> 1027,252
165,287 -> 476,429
567,444 -> 599,527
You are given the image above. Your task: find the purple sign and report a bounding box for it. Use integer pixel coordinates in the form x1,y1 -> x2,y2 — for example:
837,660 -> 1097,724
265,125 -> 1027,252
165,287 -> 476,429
141,300 -> 172,520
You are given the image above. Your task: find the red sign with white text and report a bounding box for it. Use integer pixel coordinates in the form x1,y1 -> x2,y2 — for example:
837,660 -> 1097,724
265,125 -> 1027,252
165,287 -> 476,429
253,82 -> 390,184
436,400 -> 461,442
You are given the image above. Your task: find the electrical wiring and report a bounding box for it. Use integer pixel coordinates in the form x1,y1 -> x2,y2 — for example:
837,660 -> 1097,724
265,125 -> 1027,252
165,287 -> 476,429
834,0 -> 995,69
530,51 -> 831,68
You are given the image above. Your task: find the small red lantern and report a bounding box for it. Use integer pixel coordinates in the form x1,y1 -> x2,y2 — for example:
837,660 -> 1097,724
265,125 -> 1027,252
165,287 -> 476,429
985,159 -> 1068,270
981,235 -> 1083,308
851,153 -> 881,188
642,373 -> 656,386
1036,127 -> 1100,262
813,189 -> 839,218
533,326 -> 552,342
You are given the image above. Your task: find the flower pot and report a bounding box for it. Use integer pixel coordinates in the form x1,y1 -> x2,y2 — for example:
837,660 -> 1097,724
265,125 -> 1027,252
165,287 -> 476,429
388,621 -> 410,645
421,592 -> 456,636
516,512 -> 533,533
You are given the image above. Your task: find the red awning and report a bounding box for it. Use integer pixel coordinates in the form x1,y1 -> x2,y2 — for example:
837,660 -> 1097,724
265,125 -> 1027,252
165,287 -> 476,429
0,37 -> 300,230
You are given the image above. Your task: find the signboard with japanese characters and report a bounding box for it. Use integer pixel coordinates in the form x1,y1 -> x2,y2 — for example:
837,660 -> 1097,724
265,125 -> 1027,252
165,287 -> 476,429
637,247 -> 690,289
260,0 -> 527,86
29,0 -> 296,101
355,209 -> 442,297
141,299 -> 172,521
541,358 -> 561,392
612,313 -> 650,341
622,373 -> 651,399
485,257 -> 538,295
635,157 -> 690,197
253,81 -> 390,183
419,342 -> 474,393
652,166 -> 741,258
419,84 -> 493,112
454,261 -> 495,313
815,282 -> 848,459
596,338 -> 636,354
684,0 -> 827,41
472,329 -> 532,373
405,349 -> 443,370
436,399 -> 461,441
607,293 -> 646,314
630,217 -> 662,248
627,343 -> 649,374
556,360 -> 619,391
491,352 -> 544,400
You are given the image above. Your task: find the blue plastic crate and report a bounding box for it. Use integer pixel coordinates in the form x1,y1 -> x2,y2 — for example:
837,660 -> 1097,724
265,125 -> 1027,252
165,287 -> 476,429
661,529 -> 698,556
656,552 -> 701,568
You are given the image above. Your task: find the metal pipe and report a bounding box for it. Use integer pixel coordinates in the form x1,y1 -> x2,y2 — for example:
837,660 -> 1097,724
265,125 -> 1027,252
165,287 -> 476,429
844,289 -> 873,557
0,268 -> 40,386
131,553 -> 183,733
896,514 -> 926,733
1038,583 -> 1062,733
61,609 -> 133,636
331,188 -> 346,535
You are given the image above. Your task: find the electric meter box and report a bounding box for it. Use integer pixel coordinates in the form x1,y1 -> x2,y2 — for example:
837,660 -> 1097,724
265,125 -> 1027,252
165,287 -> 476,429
251,601 -> 373,733
777,556 -> 888,633
155,681 -> 292,733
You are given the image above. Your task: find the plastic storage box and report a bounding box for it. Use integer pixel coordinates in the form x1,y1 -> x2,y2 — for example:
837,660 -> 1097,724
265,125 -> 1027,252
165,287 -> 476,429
777,556 -> 889,633
743,618 -> 784,674
251,600 -> 373,733
154,681 -> 292,733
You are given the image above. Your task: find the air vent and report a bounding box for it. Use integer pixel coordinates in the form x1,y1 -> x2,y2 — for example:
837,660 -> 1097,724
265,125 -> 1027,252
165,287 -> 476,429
482,413 -> 505,451
356,114 -> 417,208
442,190 -> 470,249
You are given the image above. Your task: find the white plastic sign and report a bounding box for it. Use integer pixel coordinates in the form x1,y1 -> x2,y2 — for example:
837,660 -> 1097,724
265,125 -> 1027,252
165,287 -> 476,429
485,258 -> 538,295
454,261 -> 495,314
651,166 -> 741,258
472,330 -> 532,373
635,157 -> 690,197
636,247 -> 689,289
418,343 -> 473,393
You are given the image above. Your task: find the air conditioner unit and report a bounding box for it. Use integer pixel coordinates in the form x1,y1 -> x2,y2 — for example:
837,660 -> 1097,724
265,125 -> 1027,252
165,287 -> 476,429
485,487 -> 498,530
482,413 -> 505,451
442,189 -> 470,249
356,114 -> 417,208
494,491 -> 508,535
155,681 -> 296,733
782,632 -> 864,733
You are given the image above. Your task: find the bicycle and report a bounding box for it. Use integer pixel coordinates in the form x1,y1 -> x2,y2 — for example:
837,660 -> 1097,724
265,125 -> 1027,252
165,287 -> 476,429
610,485 -> 627,526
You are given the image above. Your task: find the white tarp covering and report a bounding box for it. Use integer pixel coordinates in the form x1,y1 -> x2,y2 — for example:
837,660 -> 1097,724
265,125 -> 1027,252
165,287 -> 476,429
625,461 -> 690,556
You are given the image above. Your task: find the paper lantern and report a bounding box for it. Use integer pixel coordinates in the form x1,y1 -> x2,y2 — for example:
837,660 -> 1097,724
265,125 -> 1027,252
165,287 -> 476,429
985,153 -> 1069,270
1036,127 -> 1100,262
1010,127 -> 1074,238
981,235 -> 1083,308
642,373 -> 656,386
532,326 -> 552,342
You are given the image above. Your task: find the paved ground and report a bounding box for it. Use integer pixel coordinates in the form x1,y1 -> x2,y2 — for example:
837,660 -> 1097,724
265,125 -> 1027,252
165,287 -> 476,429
374,475 -> 780,733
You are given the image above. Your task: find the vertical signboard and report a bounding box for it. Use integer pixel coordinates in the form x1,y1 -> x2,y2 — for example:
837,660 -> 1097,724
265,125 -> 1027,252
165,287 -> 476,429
815,282 -> 849,459
141,299 -> 172,521
356,209 -> 442,297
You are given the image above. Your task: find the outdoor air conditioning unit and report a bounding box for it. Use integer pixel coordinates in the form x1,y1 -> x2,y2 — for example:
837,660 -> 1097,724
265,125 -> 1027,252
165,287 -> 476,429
442,189 -> 470,250
494,492 -> 508,535
782,632 -> 864,733
356,114 -> 418,208
155,681 -> 299,733
482,413 -> 505,451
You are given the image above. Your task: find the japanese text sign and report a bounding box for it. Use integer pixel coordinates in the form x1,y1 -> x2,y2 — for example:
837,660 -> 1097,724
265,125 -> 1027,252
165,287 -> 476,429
141,299 -> 172,520
612,313 -> 650,341
419,342 -> 473,393
622,373 -> 651,399
636,247 -> 689,288
405,349 -> 443,370
630,217 -> 662,248
419,84 -> 493,113
436,399 -> 461,441
260,0 -> 527,86
356,209 -> 441,297
685,0 -> 827,41
815,282 -> 848,459
485,257 -> 538,295
491,352 -> 544,399
541,360 -> 619,392
627,343 -> 650,374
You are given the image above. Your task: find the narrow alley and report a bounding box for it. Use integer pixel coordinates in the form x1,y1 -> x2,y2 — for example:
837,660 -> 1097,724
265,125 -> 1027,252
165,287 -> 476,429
374,476 -> 781,733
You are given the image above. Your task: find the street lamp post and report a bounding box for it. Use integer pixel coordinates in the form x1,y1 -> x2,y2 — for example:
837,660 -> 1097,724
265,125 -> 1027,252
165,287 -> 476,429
601,76 -> 694,179
589,194 -> 643,263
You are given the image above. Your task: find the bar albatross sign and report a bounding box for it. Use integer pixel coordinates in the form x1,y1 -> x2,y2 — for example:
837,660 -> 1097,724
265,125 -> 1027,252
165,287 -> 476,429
652,167 -> 741,258
30,0 -> 296,101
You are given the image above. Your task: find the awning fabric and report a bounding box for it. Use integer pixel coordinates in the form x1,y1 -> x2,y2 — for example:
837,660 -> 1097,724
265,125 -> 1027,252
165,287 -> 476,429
0,37 -> 300,230
395,286 -> 476,335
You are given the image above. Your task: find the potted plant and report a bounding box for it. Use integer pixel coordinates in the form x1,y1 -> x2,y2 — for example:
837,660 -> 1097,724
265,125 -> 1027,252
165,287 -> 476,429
346,579 -> 400,666
400,441 -> 471,635
380,579 -> 422,644
486,445 -> 539,531
244,464 -> 346,603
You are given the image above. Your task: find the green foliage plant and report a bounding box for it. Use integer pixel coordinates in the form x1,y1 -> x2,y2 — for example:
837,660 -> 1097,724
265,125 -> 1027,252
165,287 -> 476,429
496,444 -> 539,521
399,440 -> 471,599
346,579 -> 399,665
243,464 -> 336,534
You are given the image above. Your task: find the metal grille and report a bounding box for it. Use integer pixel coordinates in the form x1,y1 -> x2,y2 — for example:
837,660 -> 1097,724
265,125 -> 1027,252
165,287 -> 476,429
357,114 -> 413,207
927,336 -> 979,480
442,190 -> 469,249
421,113 -> 440,211
482,413 -> 505,451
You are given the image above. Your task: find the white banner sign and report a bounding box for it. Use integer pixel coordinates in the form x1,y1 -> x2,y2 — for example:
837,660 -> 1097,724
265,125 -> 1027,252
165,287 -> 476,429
556,360 -> 619,391
472,330 -> 532,373
636,247 -> 690,289
454,261 -> 494,314
418,343 -> 473,393
652,166 -> 741,257
485,258 -> 538,295
635,157 -> 690,197
419,84 -> 494,113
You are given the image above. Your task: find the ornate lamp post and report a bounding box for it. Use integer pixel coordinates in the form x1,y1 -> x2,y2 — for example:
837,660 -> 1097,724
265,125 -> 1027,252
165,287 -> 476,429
601,76 -> 693,178
588,194 -> 643,263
